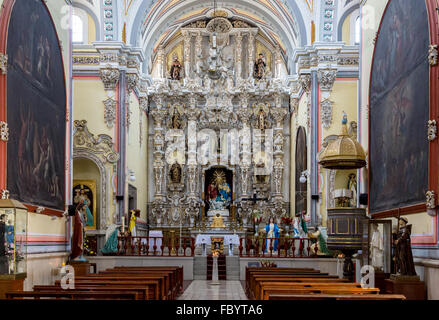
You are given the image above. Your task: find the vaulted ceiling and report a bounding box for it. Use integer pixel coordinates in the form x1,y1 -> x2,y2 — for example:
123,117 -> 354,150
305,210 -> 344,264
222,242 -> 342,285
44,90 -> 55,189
127,0 -> 309,66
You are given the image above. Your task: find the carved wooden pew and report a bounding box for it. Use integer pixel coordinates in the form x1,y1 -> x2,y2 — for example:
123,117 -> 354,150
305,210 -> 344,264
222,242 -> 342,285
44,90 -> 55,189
268,293 -> 406,300
99,268 -> 180,298
248,273 -> 343,298
6,290 -> 139,300
74,275 -> 170,300
54,279 -> 161,300
33,284 -> 150,300
111,266 -> 183,293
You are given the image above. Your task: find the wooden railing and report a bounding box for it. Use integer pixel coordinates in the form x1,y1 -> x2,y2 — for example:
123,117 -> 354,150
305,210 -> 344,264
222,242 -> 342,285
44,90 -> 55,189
239,237 -> 318,258
117,236 -> 195,257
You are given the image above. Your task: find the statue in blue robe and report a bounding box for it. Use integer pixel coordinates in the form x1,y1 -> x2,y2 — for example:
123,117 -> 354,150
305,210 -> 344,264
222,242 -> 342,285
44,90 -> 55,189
263,217 -> 280,253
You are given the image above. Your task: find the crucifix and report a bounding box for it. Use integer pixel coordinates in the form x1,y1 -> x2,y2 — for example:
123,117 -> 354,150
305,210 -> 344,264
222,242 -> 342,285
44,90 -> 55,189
242,192 -> 269,204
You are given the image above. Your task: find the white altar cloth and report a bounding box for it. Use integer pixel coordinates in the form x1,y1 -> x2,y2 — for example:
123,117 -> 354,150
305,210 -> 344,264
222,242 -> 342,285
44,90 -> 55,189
146,230 -> 163,251
195,234 -> 240,246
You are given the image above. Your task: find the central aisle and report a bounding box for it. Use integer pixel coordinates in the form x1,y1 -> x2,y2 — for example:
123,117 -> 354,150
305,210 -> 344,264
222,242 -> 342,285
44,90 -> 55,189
178,280 -> 248,300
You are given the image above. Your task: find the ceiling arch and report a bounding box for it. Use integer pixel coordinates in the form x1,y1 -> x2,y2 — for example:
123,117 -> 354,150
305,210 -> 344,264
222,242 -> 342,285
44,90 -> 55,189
128,0 -> 308,73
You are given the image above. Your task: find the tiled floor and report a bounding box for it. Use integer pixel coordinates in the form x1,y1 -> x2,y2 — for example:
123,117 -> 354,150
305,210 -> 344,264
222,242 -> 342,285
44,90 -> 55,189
178,280 -> 248,300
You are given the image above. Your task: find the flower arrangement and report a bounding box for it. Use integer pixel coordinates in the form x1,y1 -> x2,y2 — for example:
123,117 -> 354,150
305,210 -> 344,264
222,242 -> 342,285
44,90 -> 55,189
252,210 -> 262,224
281,216 -> 293,225
212,251 -> 219,257
260,259 -> 277,267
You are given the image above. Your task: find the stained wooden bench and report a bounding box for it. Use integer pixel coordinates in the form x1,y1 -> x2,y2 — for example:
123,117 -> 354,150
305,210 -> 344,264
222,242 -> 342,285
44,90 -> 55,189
268,293 -> 406,300
33,285 -> 150,300
261,286 -> 381,300
74,275 -> 170,300
248,274 -> 343,298
6,290 -> 139,300
111,266 -> 183,293
54,280 -> 161,300
99,269 -> 179,298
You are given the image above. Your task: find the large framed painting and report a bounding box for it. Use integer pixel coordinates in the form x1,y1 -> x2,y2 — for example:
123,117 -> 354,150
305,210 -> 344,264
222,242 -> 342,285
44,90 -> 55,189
204,167 -> 233,214
6,0 -> 66,210
73,180 -> 97,231
369,0 -> 430,215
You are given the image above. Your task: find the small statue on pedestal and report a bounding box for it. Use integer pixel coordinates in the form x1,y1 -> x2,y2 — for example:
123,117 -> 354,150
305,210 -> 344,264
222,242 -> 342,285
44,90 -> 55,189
170,54 -> 182,80
308,227 -> 331,256
393,217 -> 417,277
254,53 -> 266,80
370,223 -> 384,271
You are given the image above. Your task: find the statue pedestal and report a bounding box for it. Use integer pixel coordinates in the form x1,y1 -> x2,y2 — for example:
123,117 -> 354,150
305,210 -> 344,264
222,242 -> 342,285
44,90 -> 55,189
69,260 -> 94,277
0,273 -> 26,299
384,277 -> 426,300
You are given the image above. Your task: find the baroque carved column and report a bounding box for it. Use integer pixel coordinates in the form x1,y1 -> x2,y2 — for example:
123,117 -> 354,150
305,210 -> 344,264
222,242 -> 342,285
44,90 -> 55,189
182,31 -> 192,79
248,31 -> 256,79
317,68 -> 337,129
150,101 -> 168,203
235,32 -> 243,80
157,45 -> 165,79
270,108 -> 288,201
237,108 -> 253,199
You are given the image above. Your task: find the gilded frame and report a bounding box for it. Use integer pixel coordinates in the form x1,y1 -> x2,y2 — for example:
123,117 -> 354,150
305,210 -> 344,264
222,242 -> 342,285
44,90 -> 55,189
73,179 -> 97,230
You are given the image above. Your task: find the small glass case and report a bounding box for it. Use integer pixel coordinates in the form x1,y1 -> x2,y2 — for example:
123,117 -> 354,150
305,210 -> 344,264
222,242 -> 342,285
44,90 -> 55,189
0,199 -> 28,278
363,219 -> 392,273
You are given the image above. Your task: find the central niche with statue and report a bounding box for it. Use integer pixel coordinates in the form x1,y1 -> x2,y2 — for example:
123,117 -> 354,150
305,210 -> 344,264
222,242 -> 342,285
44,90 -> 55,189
205,168 -> 233,218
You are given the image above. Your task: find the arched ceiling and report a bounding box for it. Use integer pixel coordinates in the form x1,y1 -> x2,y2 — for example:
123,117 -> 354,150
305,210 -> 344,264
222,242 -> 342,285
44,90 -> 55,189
127,0 -> 308,70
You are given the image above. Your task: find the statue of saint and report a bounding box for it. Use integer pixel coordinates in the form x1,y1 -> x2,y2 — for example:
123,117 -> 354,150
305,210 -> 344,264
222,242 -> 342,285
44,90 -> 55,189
101,224 -> 121,255
262,217 -> 281,253
257,108 -> 267,130
170,56 -> 182,80
170,163 -> 182,184
210,213 -> 226,228
129,210 -> 137,237
68,201 -> 87,262
308,227 -> 331,256
254,53 -> 266,80
394,217 -> 417,276
347,173 -> 357,207
370,224 -> 384,271
171,108 -> 182,129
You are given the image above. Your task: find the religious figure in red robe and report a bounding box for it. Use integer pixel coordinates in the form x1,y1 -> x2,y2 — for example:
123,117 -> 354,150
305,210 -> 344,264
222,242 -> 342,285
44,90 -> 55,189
68,201 -> 86,262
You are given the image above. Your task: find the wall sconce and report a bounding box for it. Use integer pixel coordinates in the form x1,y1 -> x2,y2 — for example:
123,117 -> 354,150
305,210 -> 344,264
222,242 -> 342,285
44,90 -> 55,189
128,169 -> 136,182
299,170 -> 309,184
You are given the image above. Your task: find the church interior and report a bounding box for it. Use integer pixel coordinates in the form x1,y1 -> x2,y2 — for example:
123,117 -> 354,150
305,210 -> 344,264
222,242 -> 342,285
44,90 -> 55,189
0,0 -> 438,302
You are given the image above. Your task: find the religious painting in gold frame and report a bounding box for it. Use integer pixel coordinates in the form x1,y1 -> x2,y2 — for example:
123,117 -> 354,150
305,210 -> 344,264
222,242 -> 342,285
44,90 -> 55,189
72,180 -> 97,230
211,236 -> 224,254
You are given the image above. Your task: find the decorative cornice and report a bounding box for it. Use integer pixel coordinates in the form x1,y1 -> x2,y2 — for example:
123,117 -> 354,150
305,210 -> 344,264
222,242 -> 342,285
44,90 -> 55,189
99,65 -> 120,90
298,74 -> 311,93
320,98 -> 334,129
0,53 -> 8,75
126,73 -> 139,92
428,120 -> 437,141
317,68 -> 337,91
73,120 -> 119,164
429,44 -> 438,66
0,121 -> 8,141
1,189 -> 9,200
426,190 -> 436,210
103,98 -> 117,128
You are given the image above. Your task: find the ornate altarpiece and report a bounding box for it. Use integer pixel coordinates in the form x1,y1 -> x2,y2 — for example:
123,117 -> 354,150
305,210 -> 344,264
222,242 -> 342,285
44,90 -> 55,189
146,18 -> 291,232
